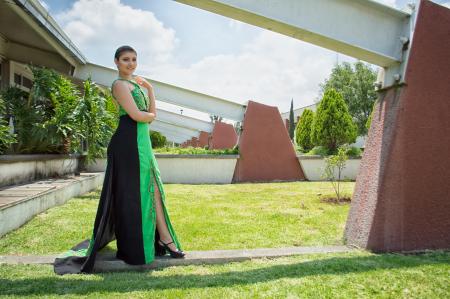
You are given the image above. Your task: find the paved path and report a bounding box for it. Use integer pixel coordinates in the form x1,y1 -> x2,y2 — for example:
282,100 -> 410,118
0,173 -> 99,210
0,245 -> 355,272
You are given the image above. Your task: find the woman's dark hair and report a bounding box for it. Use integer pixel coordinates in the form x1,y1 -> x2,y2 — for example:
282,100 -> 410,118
114,45 -> 137,60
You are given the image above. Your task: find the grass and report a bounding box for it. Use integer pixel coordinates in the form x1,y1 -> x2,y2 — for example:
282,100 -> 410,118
1,251 -> 449,298
0,182 -> 353,255
1,182 -> 448,298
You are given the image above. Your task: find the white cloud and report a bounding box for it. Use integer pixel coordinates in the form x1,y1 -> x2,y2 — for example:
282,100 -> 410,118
151,30 -> 355,113
55,0 -> 178,71
56,0 -> 363,116
441,1 -> 450,8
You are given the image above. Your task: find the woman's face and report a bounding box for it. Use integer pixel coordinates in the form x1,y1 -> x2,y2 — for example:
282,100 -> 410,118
115,51 -> 137,75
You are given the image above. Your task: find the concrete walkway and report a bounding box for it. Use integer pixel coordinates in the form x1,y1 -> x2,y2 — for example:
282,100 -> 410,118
0,173 -> 104,237
0,245 -> 355,272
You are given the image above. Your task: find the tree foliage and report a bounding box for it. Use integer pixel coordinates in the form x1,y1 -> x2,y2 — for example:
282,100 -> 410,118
311,88 -> 357,154
320,61 -> 377,136
289,99 -> 295,140
0,95 -> 16,154
73,77 -> 117,163
295,109 -> 314,151
0,66 -> 118,158
150,131 -> 167,148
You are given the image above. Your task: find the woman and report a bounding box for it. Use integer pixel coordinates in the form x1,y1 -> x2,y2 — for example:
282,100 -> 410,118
54,45 -> 184,275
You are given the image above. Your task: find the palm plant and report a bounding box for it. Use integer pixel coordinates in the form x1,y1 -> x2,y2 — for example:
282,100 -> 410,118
73,77 -> 117,164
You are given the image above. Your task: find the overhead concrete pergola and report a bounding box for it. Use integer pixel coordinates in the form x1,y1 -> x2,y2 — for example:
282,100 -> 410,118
174,0 -> 450,253
175,0 -> 414,88
1,0 -> 243,144
3,0 -> 448,252
74,62 -> 245,143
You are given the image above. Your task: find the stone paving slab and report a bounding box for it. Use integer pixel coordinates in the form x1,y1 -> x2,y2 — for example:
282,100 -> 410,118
0,246 -> 354,272
0,197 -> 27,207
0,173 -> 105,237
0,175 -> 98,210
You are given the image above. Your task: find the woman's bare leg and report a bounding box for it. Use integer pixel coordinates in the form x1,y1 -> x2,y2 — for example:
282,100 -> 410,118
153,175 -> 178,251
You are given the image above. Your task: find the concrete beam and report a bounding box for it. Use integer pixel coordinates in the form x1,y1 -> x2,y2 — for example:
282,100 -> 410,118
73,63 -> 246,121
150,120 -> 200,139
10,0 -> 87,66
157,109 -> 214,133
176,0 -> 410,67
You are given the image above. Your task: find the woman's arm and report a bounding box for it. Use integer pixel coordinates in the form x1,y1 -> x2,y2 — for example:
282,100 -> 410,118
146,85 -> 156,115
112,81 -> 155,123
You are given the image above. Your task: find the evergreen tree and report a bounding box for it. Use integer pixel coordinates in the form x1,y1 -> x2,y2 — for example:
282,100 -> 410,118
312,88 -> 357,153
289,99 -> 295,140
295,109 -> 314,151
320,61 -> 377,136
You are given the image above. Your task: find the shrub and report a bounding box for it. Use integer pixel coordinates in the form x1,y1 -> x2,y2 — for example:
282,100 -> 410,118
295,109 -> 314,152
0,95 -> 16,154
150,131 -> 167,148
73,77 -> 117,163
311,88 -> 357,154
305,146 -> 329,156
346,146 -> 362,158
3,65 -> 82,154
321,146 -> 349,201
153,146 -> 238,155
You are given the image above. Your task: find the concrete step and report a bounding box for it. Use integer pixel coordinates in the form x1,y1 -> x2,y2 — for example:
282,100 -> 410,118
0,173 -> 105,237
0,245 -> 355,272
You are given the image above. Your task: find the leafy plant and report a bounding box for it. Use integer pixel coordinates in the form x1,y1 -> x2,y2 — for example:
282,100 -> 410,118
346,146 -> 362,158
153,146 -> 238,155
2,65 -> 82,154
73,77 -> 117,164
311,88 -> 357,154
35,71 -> 81,153
0,95 -> 16,154
321,146 -> 349,201
0,86 -> 41,153
305,146 -> 329,156
295,109 -> 314,152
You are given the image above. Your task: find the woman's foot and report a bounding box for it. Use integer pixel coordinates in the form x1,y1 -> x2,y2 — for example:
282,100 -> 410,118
158,239 -> 185,258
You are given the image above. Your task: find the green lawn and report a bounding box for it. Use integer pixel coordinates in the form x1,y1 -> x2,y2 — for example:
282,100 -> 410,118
1,182 -> 448,298
0,182 -> 353,255
1,251 -> 449,298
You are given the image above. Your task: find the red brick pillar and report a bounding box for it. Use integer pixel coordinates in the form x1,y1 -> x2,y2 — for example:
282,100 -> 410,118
198,131 -> 209,148
345,0 -> 450,252
210,121 -> 238,149
233,101 -> 305,182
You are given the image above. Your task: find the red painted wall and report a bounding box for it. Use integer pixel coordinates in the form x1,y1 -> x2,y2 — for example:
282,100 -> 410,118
198,131 -> 209,148
210,121 -> 238,149
345,0 -> 450,251
233,101 -> 305,182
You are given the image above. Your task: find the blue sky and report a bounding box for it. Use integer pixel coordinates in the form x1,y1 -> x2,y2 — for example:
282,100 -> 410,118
39,0 -> 450,116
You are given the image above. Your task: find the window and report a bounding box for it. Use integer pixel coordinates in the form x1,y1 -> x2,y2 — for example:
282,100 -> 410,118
13,72 -> 33,91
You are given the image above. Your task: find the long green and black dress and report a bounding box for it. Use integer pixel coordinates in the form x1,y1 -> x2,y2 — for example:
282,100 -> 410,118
54,78 -> 182,275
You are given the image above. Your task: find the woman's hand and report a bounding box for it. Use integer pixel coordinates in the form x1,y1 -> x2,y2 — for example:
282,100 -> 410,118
147,112 -> 156,123
134,76 -> 153,90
